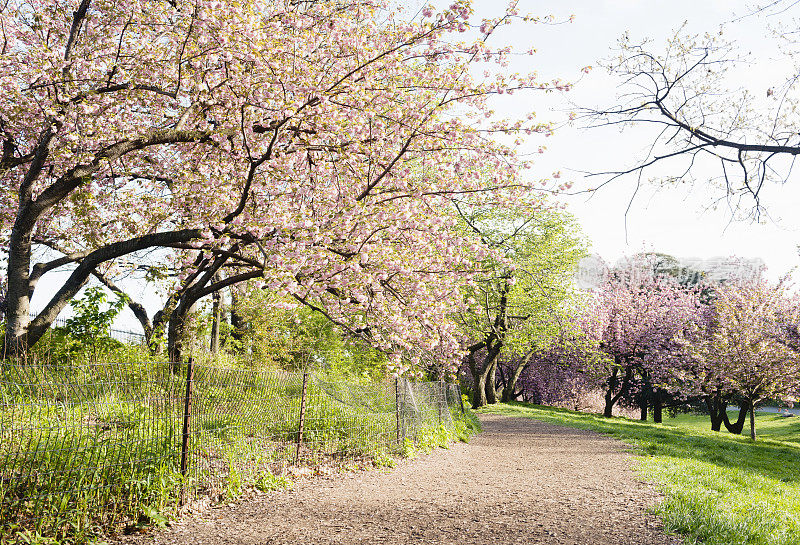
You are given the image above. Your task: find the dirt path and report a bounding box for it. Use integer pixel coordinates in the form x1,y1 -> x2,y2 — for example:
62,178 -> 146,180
121,415 -> 680,545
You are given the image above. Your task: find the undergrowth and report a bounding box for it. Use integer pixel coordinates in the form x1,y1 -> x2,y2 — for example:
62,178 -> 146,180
0,361 -> 474,544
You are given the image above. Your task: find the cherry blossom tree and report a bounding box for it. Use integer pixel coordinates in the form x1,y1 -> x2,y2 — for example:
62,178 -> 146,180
510,319 -> 606,410
0,0 -> 564,368
593,255 -> 703,419
679,275 -> 800,440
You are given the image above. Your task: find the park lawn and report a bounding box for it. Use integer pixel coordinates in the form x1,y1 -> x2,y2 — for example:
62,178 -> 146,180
480,402 -> 800,545
664,410 -> 800,444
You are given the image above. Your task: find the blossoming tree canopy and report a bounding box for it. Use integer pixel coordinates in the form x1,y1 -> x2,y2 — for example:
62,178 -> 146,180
592,254 -> 703,418
680,276 -> 800,440
0,0 -> 562,367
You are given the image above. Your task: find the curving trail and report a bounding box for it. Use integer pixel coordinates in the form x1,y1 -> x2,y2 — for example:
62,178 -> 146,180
121,415 -> 680,545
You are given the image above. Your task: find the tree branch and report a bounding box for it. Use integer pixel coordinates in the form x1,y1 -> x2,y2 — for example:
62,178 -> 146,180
27,228 -> 201,345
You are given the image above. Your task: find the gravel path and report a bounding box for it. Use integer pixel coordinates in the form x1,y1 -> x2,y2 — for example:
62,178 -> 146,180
121,414 -> 680,545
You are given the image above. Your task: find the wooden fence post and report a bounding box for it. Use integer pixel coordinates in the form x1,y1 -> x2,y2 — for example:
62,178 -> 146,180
295,372 -> 309,465
179,357 -> 194,505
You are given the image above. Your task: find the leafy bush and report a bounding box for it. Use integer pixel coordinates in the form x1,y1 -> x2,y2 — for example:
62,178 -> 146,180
28,287 -> 143,365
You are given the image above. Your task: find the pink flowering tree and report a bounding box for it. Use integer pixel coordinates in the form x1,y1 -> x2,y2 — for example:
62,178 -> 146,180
679,276 -> 800,440
0,0 -> 565,368
510,315 -> 608,410
593,255 -> 703,419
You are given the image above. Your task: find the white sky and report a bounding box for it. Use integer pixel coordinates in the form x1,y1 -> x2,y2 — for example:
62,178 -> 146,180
455,0 -> 800,278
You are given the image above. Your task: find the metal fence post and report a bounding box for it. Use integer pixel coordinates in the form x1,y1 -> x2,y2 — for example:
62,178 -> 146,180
457,384 -> 466,415
179,357 -> 194,505
295,372 -> 309,464
413,382 -> 419,443
395,378 -> 402,444
437,382 -> 443,426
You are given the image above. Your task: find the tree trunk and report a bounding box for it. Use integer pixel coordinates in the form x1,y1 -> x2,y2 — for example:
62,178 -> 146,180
3,222 -> 34,358
2,126 -> 53,359
485,359 -> 498,405
706,393 -> 724,432
468,339 -> 502,409
749,397 -> 756,441
604,382 -> 615,418
501,351 -> 533,403
167,303 -> 189,368
468,349 -> 487,409
722,402 -> 749,435
483,341 -> 503,405
639,373 -> 650,421
472,360 -> 489,409
653,389 -> 663,424
167,276 -> 210,368
151,294 -> 180,357
603,364 -> 632,418
210,286 -> 221,353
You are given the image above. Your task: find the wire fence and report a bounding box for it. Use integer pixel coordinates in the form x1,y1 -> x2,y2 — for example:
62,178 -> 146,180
29,313 -> 148,345
107,327 -> 147,345
0,360 -> 466,541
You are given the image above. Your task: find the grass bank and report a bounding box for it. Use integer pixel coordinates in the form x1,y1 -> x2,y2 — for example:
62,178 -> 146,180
480,402 -> 800,545
0,363 -> 475,544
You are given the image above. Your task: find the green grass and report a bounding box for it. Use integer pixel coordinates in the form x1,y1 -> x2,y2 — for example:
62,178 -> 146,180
664,410 -> 800,443
479,402 -> 800,545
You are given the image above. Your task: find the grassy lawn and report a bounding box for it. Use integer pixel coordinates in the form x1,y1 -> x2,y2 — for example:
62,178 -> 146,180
479,402 -> 800,545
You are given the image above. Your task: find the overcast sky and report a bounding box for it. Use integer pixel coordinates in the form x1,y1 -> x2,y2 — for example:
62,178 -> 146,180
446,0 -> 800,278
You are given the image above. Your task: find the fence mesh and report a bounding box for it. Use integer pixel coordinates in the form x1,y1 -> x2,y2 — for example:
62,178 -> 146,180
0,361 -> 466,541
29,313 -> 148,345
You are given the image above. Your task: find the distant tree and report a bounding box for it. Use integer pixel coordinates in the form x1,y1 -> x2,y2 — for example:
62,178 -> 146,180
679,275 -> 800,440
592,255 -> 703,419
457,205 -> 586,408
511,318 -> 606,410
